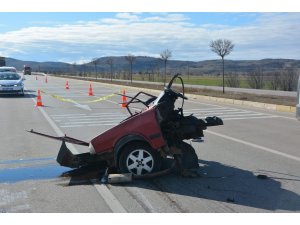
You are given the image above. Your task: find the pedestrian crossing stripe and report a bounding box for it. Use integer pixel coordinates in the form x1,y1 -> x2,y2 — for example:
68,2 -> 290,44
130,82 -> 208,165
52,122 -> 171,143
50,106 -> 279,128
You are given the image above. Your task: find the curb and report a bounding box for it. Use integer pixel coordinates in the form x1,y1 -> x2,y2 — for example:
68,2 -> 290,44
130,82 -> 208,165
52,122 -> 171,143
186,93 -> 296,113
53,75 -> 296,114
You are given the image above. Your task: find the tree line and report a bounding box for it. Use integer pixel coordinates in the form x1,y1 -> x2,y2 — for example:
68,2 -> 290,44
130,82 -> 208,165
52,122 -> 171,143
226,67 -> 298,91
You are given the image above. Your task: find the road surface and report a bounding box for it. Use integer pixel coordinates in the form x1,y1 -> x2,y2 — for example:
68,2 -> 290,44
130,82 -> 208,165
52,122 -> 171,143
0,74 -> 299,212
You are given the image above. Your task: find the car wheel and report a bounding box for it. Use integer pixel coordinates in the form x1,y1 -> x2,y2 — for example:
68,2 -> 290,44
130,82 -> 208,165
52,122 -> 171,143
119,142 -> 162,176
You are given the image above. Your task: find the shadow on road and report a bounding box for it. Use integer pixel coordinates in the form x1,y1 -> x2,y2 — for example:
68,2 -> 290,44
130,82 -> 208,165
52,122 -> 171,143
65,158 -> 300,211
0,92 -> 36,98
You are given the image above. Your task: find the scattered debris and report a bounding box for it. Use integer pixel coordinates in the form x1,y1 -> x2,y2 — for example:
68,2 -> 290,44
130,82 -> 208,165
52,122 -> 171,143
108,173 -> 132,184
257,174 -> 268,180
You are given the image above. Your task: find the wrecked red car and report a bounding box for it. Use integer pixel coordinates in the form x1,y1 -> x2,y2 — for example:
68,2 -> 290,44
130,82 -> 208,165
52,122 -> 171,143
29,74 -> 223,178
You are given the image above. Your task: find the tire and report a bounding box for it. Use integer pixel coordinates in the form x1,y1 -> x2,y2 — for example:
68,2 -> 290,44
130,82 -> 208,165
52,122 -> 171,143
118,142 -> 162,176
179,142 -> 199,169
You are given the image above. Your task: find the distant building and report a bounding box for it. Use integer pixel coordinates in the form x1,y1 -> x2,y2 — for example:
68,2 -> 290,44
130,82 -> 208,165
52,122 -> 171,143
0,56 -> 5,67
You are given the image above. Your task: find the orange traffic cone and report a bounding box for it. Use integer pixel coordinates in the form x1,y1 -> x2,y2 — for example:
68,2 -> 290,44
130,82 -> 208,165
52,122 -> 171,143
45,76 -> 48,83
121,89 -> 127,108
65,80 -> 69,89
88,83 -> 94,96
36,89 -> 43,107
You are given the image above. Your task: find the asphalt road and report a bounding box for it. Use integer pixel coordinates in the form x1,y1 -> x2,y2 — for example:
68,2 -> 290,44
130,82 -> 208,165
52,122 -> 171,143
0,74 -> 299,213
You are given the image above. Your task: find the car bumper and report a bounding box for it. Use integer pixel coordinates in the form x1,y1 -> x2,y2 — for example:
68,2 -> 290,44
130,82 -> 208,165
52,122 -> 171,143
0,86 -> 24,94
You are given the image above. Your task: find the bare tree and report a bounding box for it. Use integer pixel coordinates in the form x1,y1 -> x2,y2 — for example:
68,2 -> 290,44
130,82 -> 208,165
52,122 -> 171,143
160,49 -> 172,85
270,71 -> 281,90
280,68 -> 297,91
72,62 -> 77,76
81,60 -> 87,78
247,67 -> 264,89
125,54 -> 136,83
186,62 -> 190,80
210,39 -> 234,93
226,73 -> 240,88
92,58 -> 99,79
106,57 -> 114,82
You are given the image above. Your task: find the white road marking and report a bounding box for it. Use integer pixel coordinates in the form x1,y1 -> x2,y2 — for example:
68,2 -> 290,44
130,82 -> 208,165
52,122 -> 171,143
185,106 -> 279,121
61,120 -> 122,125
188,99 -> 229,107
91,182 -> 127,213
223,115 -> 278,121
188,99 -> 296,120
52,114 -> 125,119
206,130 -> 300,162
50,111 -> 127,128
218,113 -> 266,118
60,124 -> 117,128
51,113 -> 86,117
54,118 -> 124,123
185,108 -> 233,112
73,102 -> 92,111
51,105 -> 279,128
29,93 -> 127,213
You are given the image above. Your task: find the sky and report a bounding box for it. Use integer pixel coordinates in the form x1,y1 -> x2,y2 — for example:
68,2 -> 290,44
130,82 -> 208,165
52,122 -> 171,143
0,10 -> 300,63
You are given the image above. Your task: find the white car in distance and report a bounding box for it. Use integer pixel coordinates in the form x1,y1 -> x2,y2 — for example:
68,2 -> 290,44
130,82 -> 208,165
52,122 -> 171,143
0,72 -> 25,96
0,66 -> 17,72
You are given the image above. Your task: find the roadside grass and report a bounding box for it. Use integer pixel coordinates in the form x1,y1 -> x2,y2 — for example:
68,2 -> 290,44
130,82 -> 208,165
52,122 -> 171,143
99,74 -> 276,90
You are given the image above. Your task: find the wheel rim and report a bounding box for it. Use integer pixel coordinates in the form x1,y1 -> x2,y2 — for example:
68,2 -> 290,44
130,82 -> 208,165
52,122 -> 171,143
126,149 -> 154,175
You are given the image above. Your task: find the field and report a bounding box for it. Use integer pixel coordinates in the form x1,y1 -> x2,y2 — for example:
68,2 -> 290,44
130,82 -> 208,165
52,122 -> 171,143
133,74 -> 270,89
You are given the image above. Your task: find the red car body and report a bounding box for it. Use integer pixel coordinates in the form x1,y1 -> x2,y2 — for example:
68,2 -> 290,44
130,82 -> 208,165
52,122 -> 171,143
89,106 -> 165,155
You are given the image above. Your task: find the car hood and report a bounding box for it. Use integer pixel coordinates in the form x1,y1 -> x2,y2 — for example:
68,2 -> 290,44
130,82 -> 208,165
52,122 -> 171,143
0,79 -> 22,85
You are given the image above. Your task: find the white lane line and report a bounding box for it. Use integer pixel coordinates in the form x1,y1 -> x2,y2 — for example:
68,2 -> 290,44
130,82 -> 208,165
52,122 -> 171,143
52,115 -> 125,119
29,93 -> 127,213
188,100 -> 228,107
206,130 -> 300,162
51,113 -> 86,117
193,113 -> 269,118
187,99 -> 297,120
64,117 -> 126,120
183,107 -> 225,111
197,112 -> 267,117
51,113 -> 124,117
223,115 -> 278,121
54,118 -> 125,123
63,121 -> 120,125
91,182 -> 127,213
60,123 -> 117,128
217,113 -> 266,118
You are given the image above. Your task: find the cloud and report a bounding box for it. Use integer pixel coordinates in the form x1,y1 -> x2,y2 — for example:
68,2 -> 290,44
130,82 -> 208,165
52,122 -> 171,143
115,13 -> 139,21
0,13 -> 299,62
